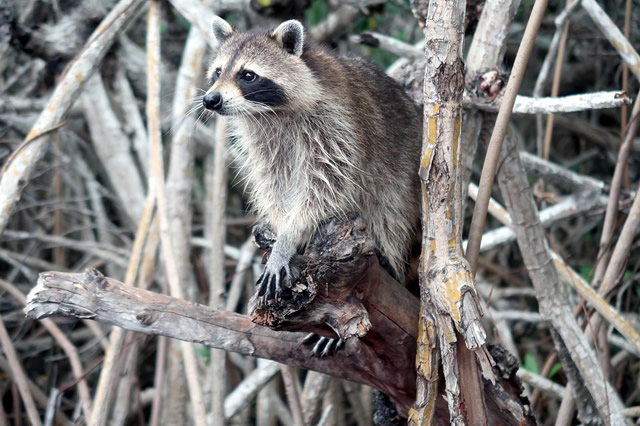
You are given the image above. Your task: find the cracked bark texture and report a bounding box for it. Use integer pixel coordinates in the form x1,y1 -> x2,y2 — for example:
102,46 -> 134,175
409,0 -> 492,424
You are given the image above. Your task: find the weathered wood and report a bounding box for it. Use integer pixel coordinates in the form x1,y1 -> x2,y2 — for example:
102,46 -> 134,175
25,215 -> 534,423
24,217 -> 420,414
409,0 -> 495,421
248,214 -> 421,414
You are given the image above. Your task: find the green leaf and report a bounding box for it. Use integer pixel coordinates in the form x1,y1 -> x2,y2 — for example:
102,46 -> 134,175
305,0 -> 329,27
548,363 -> 563,379
522,353 -> 538,374
197,347 -> 211,365
579,265 -> 593,283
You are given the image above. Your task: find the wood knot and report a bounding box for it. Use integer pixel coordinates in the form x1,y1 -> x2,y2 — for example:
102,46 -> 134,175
83,268 -> 106,289
135,311 -> 156,326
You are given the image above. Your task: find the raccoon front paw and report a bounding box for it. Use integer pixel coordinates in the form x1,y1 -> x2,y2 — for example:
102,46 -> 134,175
302,333 -> 345,357
256,261 -> 292,302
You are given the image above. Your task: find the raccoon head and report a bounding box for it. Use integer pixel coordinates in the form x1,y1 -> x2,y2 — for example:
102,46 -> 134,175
203,17 -> 320,116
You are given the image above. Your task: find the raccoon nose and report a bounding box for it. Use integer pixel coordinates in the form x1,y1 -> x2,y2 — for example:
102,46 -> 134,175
203,92 -> 223,111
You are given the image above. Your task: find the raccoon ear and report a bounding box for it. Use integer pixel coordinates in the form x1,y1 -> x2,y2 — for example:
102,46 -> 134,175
271,20 -> 304,56
212,16 -> 234,44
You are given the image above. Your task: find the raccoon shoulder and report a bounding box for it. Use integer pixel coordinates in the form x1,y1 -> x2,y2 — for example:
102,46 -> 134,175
302,47 -> 419,111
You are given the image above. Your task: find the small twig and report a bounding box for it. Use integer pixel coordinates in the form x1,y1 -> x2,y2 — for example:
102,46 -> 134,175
208,116 -> 228,426
2,229 -> 129,266
0,316 -> 42,426
166,0 -> 247,49
532,0 -> 582,101
620,0 -> 632,136
599,178 -> 640,297
88,183 -> 156,426
149,336 -> 167,426
0,122 -> 67,178
542,0 -> 573,160
581,0 -> 640,80
301,372 -> 331,425
350,32 -> 422,59
495,127 -> 626,422
555,386 -> 576,426
518,150 -> 606,193
310,5 -> 360,42
82,73 -> 146,225
467,183 -> 511,226
468,194 -> 606,253
317,404 -> 334,426
593,90 -> 640,289
516,369 -> 565,400
256,358 -> 277,426
113,67 -> 149,178
165,22 -> 208,423
269,391 -> 295,425
552,252 -> 640,354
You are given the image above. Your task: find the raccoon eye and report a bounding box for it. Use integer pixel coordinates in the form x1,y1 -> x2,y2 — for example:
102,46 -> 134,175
241,71 -> 257,82
209,68 -> 222,86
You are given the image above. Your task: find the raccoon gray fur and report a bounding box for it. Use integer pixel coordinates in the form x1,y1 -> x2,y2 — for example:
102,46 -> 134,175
204,17 -> 422,299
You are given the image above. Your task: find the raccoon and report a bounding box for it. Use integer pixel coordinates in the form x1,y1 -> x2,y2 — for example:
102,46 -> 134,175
204,17 -> 422,300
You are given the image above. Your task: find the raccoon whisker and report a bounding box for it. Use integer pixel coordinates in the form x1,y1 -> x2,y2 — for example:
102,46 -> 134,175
240,105 -> 272,139
189,96 -> 205,106
204,109 -> 216,126
191,108 -> 210,138
166,103 -> 205,135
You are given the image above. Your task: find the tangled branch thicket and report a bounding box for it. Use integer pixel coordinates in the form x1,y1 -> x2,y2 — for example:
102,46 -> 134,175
0,0 -> 639,424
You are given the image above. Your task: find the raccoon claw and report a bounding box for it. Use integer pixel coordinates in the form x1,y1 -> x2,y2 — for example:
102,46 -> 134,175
302,333 -> 345,357
256,265 -> 291,302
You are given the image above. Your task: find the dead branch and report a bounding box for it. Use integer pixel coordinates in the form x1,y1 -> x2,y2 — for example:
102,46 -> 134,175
25,214 -> 534,424
463,91 -> 631,114
495,128 -> 627,424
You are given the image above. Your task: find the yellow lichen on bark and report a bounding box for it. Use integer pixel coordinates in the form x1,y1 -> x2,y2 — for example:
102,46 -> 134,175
409,314 -> 439,425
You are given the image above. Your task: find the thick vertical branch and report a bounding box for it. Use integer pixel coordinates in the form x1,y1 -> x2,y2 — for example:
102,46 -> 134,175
409,0 -> 491,424
208,118 -> 228,425
145,2 -> 207,425
162,22 -> 208,425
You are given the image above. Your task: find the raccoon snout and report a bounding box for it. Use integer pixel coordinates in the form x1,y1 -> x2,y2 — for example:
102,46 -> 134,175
203,92 -> 223,111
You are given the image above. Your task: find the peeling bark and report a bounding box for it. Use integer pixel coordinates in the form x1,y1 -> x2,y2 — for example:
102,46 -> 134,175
409,0 -> 494,423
